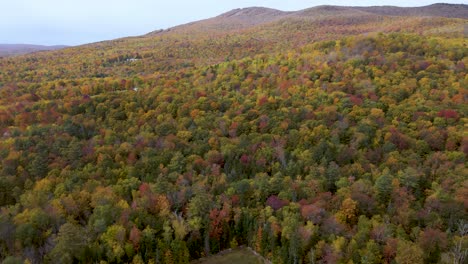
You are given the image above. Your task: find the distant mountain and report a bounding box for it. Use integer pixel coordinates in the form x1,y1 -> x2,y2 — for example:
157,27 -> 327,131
148,7 -> 291,35
148,3 -> 467,35
0,44 -> 68,57
217,7 -> 289,22
2,3 -> 466,83
354,3 -> 468,19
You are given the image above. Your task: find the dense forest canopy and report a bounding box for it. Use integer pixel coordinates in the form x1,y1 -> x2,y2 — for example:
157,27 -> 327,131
0,4 -> 467,264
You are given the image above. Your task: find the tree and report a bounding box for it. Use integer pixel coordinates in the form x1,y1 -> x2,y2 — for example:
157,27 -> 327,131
49,222 -> 91,263
129,226 -> 142,251
187,192 -> 213,255
395,240 -> 423,264
336,197 -> 358,225
360,240 -> 381,264
374,169 -> 393,205
100,224 -> 127,262
418,228 -> 447,263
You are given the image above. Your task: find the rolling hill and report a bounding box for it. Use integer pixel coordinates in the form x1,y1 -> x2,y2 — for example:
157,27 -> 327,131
355,3 -> 468,19
1,4 -> 466,84
0,3 -> 466,264
150,3 -> 468,35
0,44 -> 68,57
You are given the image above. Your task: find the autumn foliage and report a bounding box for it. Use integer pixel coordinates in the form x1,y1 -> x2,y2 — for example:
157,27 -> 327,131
0,8 -> 467,264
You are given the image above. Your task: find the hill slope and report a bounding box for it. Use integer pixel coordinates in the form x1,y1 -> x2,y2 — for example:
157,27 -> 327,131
355,3 -> 468,19
1,4 -> 466,84
0,44 -> 68,57
149,3 -> 468,34
0,4 -> 467,264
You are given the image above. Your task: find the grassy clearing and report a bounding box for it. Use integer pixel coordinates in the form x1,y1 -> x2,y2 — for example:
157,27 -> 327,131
192,247 -> 266,264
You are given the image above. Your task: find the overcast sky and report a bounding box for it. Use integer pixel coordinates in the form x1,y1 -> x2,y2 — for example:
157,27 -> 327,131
0,0 -> 465,46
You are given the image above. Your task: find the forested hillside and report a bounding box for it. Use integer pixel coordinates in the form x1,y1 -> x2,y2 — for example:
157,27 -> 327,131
0,45 -> 68,58
0,4 -> 467,264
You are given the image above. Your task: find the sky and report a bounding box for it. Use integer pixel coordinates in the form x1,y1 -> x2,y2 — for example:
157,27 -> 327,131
1,0 -> 465,46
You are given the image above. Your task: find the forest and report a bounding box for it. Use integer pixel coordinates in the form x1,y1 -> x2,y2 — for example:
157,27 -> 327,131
0,5 -> 467,264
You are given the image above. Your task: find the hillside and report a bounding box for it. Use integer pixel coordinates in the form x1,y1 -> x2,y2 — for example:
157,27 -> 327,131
0,3 -> 467,264
0,44 -> 68,57
148,3 -> 468,35
1,5 -> 466,85
355,3 -> 468,19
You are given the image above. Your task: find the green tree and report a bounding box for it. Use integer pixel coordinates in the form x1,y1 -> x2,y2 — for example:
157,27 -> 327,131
49,222 -> 91,263
395,240 -> 424,264
374,169 -> 393,205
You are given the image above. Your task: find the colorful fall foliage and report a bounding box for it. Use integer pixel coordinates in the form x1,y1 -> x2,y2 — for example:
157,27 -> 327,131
0,4 -> 467,264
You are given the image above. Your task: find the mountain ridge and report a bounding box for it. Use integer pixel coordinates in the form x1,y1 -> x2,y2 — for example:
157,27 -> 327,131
210,3 -> 468,21
2,3 -> 466,84
217,7 -> 288,18
0,44 -> 68,57
353,3 -> 468,19
146,3 -> 467,36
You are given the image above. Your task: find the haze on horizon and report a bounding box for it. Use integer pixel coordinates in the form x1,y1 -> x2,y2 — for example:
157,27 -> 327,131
1,0 -> 465,46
